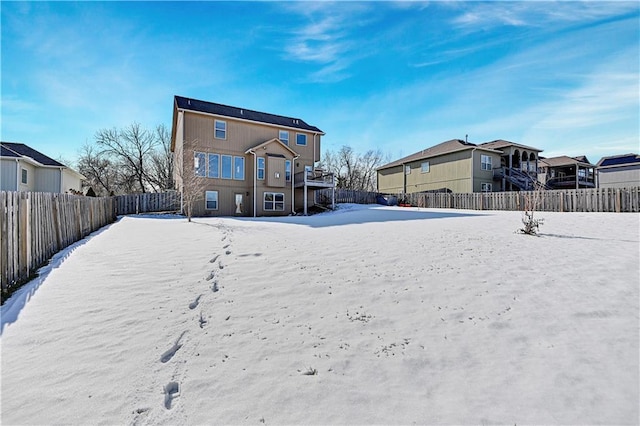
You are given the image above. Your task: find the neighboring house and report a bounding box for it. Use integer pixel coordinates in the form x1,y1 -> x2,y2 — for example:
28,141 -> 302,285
170,96 -> 334,217
596,153 -> 640,188
478,140 -> 544,191
0,142 -> 84,193
537,155 -> 596,189
376,139 -> 503,194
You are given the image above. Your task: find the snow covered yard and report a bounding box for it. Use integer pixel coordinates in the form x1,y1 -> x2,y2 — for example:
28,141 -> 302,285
1,204 -> 638,425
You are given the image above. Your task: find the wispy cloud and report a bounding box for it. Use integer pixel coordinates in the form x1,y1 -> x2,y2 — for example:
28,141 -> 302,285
277,2 -> 377,82
450,1 -> 639,29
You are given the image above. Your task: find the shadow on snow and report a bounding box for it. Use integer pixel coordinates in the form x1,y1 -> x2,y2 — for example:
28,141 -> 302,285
0,219 -> 120,336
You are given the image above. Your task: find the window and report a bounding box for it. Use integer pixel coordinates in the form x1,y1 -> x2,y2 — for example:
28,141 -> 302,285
481,183 -> 492,192
208,154 -> 219,178
264,192 -> 285,211
21,168 -> 28,184
405,165 -> 411,175
205,191 -> 218,210
279,130 -> 289,146
234,156 -> 245,180
215,120 -> 227,139
221,155 -> 233,179
194,152 -> 206,177
481,155 -> 492,171
421,161 -> 430,173
285,160 -> 292,182
296,133 -> 307,146
257,157 -> 265,180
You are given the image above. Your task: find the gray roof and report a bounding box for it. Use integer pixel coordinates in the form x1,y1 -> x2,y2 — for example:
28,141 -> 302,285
596,153 -> 640,168
0,142 -> 66,167
174,96 -> 324,134
378,139 -> 499,170
479,139 -> 543,153
539,155 -> 594,168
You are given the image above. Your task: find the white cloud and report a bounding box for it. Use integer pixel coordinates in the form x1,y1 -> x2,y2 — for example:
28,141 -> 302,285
450,1 -> 639,30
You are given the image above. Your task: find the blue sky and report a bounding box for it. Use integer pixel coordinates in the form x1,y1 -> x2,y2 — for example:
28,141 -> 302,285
2,1 -> 638,167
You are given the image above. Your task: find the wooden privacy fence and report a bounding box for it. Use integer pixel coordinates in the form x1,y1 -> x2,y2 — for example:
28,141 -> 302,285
317,189 -> 378,205
317,187 -> 640,213
114,192 -> 181,215
1,191 -> 117,300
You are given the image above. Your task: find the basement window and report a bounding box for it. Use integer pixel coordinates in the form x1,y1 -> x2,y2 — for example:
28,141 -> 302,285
264,192 -> 285,211
205,191 -> 218,210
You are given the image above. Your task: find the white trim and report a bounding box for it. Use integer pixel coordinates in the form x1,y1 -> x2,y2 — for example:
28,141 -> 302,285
214,119 -> 227,140
296,133 -> 307,146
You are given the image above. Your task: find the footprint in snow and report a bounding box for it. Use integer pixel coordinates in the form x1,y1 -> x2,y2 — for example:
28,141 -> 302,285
189,295 -> 202,310
209,254 -> 220,264
160,331 -> 186,363
164,382 -> 180,410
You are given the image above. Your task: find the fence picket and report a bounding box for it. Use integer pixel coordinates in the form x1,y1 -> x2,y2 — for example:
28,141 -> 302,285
316,187 -> 640,213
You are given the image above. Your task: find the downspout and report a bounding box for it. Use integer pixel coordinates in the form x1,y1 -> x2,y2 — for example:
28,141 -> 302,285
291,154 -> 300,215
248,149 -> 257,217
470,148 -> 477,193
15,159 -> 20,191
59,167 -> 64,193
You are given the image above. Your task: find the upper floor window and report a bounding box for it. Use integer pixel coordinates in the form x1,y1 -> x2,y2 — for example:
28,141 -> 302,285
296,133 -> 307,146
257,157 -> 265,180
221,155 -> 233,179
234,156 -> 245,180
481,155 -> 492,171
279,130 -> 289,146
215,120 -> 227,140
405,165 -> 411,175
421,161 -> 430,173
208,153 -> 219,178
21,168 -> 28,184
194,152 -> 206,177
285,160 -> 292,182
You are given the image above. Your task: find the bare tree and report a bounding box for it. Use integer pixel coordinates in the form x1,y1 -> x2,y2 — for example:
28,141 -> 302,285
147,124 -> 174,191
76,143 -> 121,196
321,145 -> 387,191
95,123 -> 158,193
519,184 -> 545,235
174,139 -> 209,222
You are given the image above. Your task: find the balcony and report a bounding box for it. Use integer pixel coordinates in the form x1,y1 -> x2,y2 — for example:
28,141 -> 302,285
294,169 -> 335,189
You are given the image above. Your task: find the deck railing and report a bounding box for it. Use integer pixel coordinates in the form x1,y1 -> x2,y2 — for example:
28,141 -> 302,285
294,169 -> 335,187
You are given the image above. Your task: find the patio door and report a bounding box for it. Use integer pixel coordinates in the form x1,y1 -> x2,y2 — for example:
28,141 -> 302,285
235,193 -> 243,214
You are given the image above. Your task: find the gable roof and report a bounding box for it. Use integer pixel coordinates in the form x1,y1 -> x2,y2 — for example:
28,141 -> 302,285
174,96 -> 324,134
597,153 -> 640,168
245,138 -> 299,158
0,142 -> 66,167
378,139 -> 500,170
479,139 -> 543,153
539,155 -> 594,168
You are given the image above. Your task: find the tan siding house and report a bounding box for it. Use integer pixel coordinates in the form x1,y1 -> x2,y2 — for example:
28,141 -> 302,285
377,139 -> 502,194
171,96 -> 333,217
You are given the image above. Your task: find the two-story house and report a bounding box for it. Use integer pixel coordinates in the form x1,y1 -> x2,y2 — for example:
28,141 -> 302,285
377,139 -> 546,195
537,155 -> 596,189
0,142 -> 84,193
170,96 -> 333,217
377,139 -> 504,194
